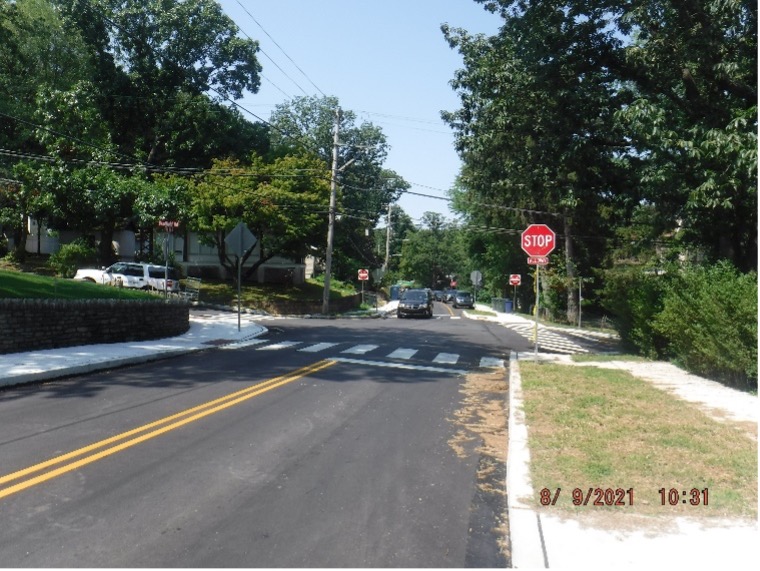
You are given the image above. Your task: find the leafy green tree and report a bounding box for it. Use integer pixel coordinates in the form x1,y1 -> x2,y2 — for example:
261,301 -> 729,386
444,0 -> 756,326
399,213 -> 468,288
269,96 -> 410,279
158,93 -> 270,168
56,0 -> 263,164
185,155 -> 331,282
612,0 -> 757,271
0,0 -> 94,150
0,0 -> 96,254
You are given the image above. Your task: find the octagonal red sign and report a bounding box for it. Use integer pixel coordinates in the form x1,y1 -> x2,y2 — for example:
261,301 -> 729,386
521,224 -> 556,257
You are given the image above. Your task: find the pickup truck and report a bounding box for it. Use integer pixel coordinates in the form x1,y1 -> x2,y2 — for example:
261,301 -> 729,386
74,262 -> 181,293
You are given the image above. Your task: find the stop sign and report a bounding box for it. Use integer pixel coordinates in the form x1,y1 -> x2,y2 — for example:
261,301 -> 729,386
509,274 -> 521,286
521,224 -> 556,257
358,268 -> 369,281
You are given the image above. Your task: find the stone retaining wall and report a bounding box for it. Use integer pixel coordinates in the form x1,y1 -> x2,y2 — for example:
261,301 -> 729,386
0,299 -> 190,354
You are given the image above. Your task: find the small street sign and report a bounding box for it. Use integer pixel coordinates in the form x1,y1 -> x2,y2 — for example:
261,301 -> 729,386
224,222 -> 257,333
509,274 -> 521,286
224,221 -> 256,257
527,256 -> 550,265
521,224 -> 556,257
158,220 -> 179,232
358,268 -> 369,281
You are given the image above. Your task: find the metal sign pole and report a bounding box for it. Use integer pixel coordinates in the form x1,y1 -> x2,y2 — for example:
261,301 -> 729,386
164,231 -> 169,299
238,227 -> 243,332
534,265 -> 540,358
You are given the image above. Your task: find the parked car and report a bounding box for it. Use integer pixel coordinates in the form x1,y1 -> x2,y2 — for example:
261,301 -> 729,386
433,290 -> 443,301
397,288 -> 434,318
452,290 -> 474,309
444,289 -> 457,303
74,262 -> 181,293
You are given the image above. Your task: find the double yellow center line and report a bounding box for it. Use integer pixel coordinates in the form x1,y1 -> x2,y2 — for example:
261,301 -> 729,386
0,359 -> 336,501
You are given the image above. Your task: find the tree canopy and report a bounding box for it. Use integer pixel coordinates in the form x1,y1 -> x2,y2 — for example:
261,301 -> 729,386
269,95 -> 411,279
443,0 -> 757,319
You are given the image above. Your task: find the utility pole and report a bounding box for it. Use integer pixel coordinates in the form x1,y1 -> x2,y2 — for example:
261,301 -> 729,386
383,202 -> 392,271
322,107 -> 341,315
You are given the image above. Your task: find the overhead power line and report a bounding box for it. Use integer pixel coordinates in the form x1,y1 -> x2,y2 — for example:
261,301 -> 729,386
233,0 -> 327,98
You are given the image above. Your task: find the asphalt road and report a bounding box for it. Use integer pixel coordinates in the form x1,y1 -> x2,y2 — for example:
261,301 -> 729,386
0,303 -> 531,567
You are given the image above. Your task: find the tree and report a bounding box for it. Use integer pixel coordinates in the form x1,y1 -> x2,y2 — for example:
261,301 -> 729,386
185,154 -> 331,282
444,0 -> 757,323
0,0 -> 94,148
0,0 -> 95,255
56,0 -> 263,164
443,4 -> 631,322
612,0 -> 757,271
399,213 -> 468,288
269,96 -> 410,279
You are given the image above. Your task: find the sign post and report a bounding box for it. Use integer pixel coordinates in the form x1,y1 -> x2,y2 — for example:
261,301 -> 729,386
470,270 -> 482,303
159,220 -> 179,299
521,224 -> 556,357
509,274 -> 521,311
224,222 -> 257,331
358,268 -> 368,304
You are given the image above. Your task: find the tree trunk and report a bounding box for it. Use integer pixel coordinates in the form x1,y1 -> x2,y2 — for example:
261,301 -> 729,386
564,214 -> 578,325
99,222 -> 117,266
12,214 -> 28,261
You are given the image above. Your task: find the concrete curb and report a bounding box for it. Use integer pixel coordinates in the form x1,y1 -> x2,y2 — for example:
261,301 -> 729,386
0,317 -> 270,388
508,350 -> 548,568
0,349 -> 202,388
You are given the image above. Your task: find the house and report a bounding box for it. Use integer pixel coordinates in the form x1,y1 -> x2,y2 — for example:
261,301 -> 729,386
21,218 -> 308,285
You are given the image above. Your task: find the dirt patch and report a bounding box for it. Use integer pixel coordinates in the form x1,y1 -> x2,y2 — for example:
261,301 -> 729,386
449,371 -> 508,460
448,370 -> 510,561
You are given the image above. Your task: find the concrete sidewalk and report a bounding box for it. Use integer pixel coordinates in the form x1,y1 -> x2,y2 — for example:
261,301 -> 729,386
0,308 -> 268,388
0,304 -> 757,568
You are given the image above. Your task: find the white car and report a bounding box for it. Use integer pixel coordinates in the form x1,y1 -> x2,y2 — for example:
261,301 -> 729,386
74,262 -> 180,293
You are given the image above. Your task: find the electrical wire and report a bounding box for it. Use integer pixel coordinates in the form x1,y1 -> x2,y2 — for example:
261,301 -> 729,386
233,0 -> 327,98
3,2 -> 561,233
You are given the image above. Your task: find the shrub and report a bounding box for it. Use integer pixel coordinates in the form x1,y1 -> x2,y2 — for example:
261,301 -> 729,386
48,239 -> 98,278
654,262 -> 757,389
600,265 -> 670,358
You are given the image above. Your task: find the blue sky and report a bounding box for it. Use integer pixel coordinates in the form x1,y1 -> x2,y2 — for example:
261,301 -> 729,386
216,0 -> 501,224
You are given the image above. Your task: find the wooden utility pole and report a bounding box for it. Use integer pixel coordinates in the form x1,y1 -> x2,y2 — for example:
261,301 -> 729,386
383,203 -> 392,271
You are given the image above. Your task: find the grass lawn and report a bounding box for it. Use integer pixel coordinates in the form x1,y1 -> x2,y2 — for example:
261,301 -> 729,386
0,269 -> 156,300
519,361 -> 757,518
198,277 -> 356,307
0,266 -> 359,309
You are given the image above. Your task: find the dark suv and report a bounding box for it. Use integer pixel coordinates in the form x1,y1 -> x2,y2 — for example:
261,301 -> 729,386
453,290 -> 474,309
397,289 -> 434,318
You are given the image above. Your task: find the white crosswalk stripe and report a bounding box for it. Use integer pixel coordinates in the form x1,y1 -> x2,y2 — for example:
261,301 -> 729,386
433,353 -> 460,364
299,342 -> 340,353
257,341 -> 303,351
387,348 -> 418,360
479,357 -> 505,368
341,344 -> 379,355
